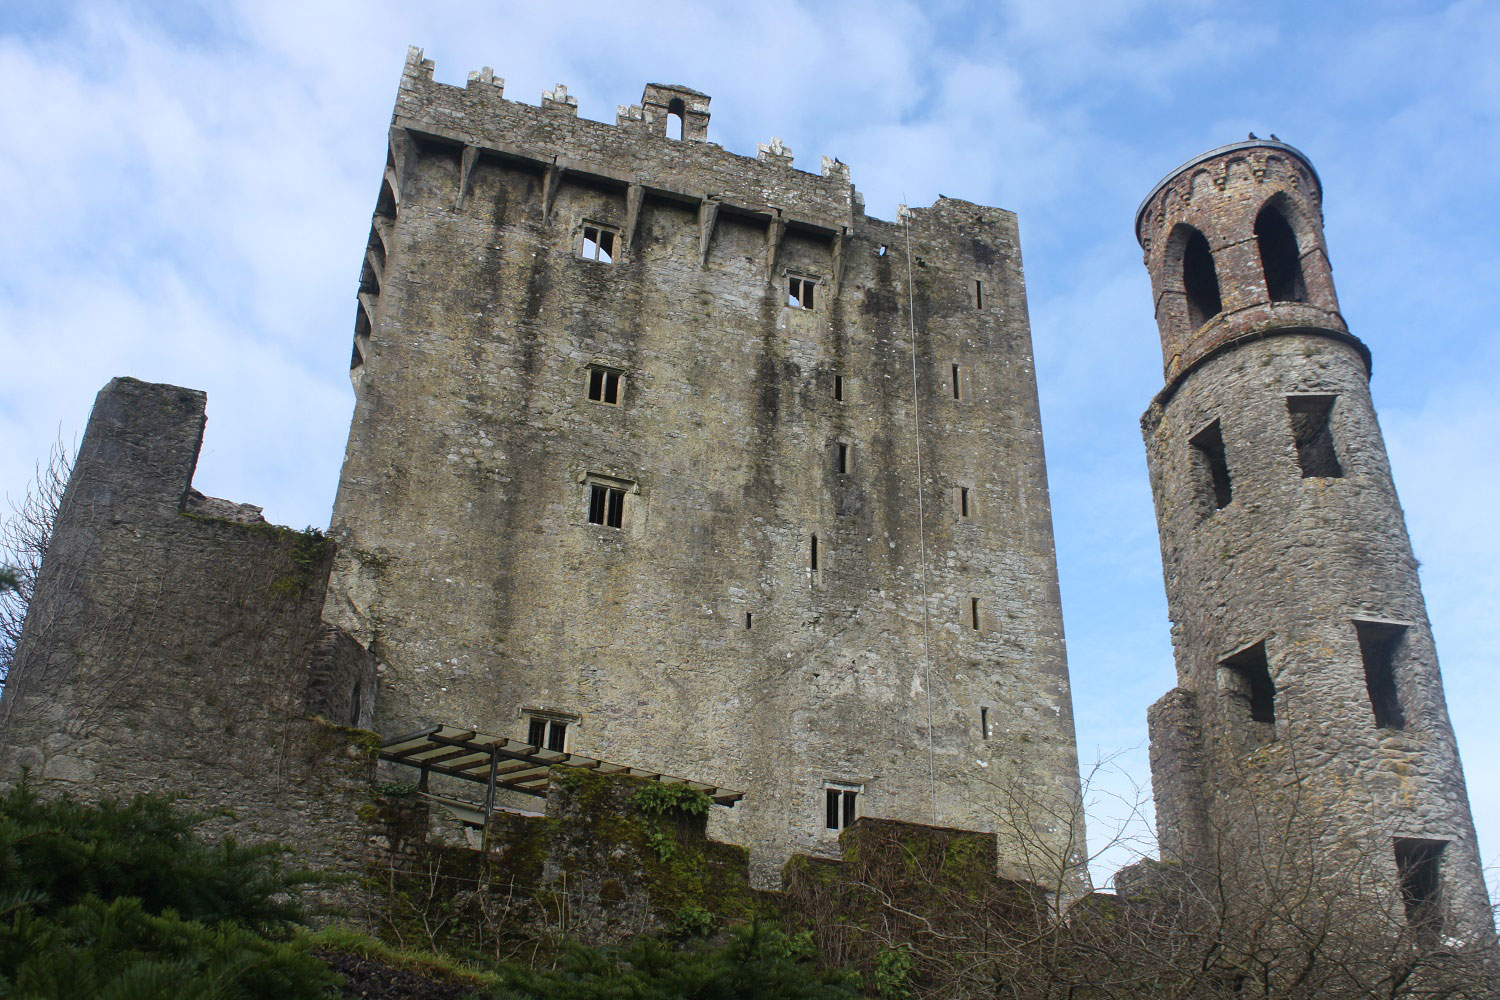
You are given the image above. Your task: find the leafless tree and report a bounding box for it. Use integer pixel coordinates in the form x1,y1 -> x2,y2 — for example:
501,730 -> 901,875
1,438 -> 72,685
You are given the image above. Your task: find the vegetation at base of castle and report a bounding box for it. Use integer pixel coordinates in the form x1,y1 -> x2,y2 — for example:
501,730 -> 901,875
0,777 -> 337,998
491,921 -> 860,999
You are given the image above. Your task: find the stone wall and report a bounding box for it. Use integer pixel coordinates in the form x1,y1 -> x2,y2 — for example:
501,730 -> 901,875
1137,142 -> 1495,945
328,46 -> 1082,886
0,378 -> 377,877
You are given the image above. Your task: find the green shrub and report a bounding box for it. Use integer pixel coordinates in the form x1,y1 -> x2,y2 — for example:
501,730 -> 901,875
493,921 -> 858,999
0,777 -> 336,998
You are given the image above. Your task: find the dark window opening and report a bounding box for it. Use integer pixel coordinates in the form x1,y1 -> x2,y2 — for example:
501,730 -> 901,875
1222,642 -> 1276,726
789,276 -> 816,310
825,787 -> 858,830
959,486 -> 971,518
980,706 -> 991,740
951,364 -> 962,400
1356,621 -> 1408,730
975,280 -> 984,309
1287,395 -> 1342,478
833,374 -> 844,401
1182,228 -> 1223,329
581,225 -> 616,263
745,612 -> 753,630
837,442 -> 849,474
1394,838 -> 1446,942
588,366 -> 622,404
1255,202 -> 1308,303
810,534 -> 819,572
526,716 -> 569,752
1190,420 -> 1233,512
970,598 -> 981,631
877,244 -> 888,257
349,679 -> 362,727
666,97 -> 684,141
589,484 -> 625,528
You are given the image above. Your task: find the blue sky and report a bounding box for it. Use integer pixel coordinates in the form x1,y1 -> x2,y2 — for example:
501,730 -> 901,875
1,0 -> 1496,890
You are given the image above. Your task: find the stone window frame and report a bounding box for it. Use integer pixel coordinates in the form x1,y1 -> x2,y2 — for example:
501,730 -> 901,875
823,780 -> 863,832
785,270 -> 823,312
586,363 -> 625,405
577,220 -> 620,264
522,708 -> 579,753
581,471 -> 639,532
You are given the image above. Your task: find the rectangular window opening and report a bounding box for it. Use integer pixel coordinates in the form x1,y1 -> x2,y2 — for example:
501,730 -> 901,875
970,598 -> 981,631
1287,395 -> 1343,477
1221,641 -> 1276,727
833,374 -> 844,401
837,442 -> 849,474
581,224 -> 616,263
959,486 -> 971,519
1356,620 -> 1408,730
526,716 -> 570,753
788,275 -> 816,310
587,366 -> 622,404
825,785 -> 859,830
810,534 -> 819,572
975,279 -> 984,309
1190,420 -> 1233,512
745,612 -> 753,630
951,364 -> 962,400
1394,838 -> 1446,942
588,483 -> 626,528
980,706 -> 991,740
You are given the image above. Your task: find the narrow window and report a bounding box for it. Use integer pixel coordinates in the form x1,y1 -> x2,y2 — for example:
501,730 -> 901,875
666,97 -> 685,141
1221,642 -> 1276,728
788,275 -> 816,310
974,280 -> 984,309
527,717 -> 546,747
588,483 -> 626,528
587,365 -> 622,404
959,486 -> 971,519
837,442 -> 849,474
833,374 -> 844,401
970,598 -> 981,631
951,364 -> 962,400
1287,395 -> 1342,478
1182,227 -> 1222,329
1394,838 -> 1446,942
1189,420 -> 1233,513
1356,621 -> 1408,730
1256,202 -> 1308,302
744,612 -> 753,630
810,534 -> 819,572
824,785 -> 859,830
877,245 -> 888,257
980,706 -> 991,740
581,224 -> 616,263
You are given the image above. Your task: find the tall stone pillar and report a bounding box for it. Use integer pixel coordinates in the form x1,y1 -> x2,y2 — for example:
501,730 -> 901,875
1136,140 -> 1494,946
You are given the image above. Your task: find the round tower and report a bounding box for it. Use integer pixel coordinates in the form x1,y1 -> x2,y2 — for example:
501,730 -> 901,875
1136,140 -> 1495,946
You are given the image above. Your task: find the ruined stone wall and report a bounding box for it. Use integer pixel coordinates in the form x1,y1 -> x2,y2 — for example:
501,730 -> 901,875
1137,142 -> 1494,943
0,378 -> 377,875
328,48 -> 1081,884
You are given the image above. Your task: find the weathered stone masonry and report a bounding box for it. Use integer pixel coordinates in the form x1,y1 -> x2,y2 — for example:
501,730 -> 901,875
327,47 -> 1083,883
1137,139 -> 1496,943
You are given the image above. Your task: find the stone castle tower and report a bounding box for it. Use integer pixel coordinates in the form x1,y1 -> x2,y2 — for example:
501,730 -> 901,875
1136,140 -> 1495,942
324,48 -> 1082,880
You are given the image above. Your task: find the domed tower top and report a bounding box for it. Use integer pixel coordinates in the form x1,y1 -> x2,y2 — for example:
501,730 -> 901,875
1135,139 -> 1349,383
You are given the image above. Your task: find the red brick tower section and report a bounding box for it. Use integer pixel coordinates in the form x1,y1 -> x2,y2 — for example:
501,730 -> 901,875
1136,141 -> 1496,948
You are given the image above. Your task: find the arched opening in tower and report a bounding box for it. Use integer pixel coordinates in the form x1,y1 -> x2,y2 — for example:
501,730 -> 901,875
1255,201 -> 1308,302
1181,228 -> 1222,329
666,97 -> 685,141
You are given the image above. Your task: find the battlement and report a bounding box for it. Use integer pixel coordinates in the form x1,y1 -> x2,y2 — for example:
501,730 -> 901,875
393,46 -> 857,236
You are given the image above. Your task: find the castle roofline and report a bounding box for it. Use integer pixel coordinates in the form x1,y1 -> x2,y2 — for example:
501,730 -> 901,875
1134,138 -> 1321,237
644,83 -> 709,98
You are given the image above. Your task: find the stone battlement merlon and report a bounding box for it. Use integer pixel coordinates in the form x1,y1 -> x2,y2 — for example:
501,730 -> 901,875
393,46 -> 856,238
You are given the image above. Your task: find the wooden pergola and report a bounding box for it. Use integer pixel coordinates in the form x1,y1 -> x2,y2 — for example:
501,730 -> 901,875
379,724 -> 744,825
